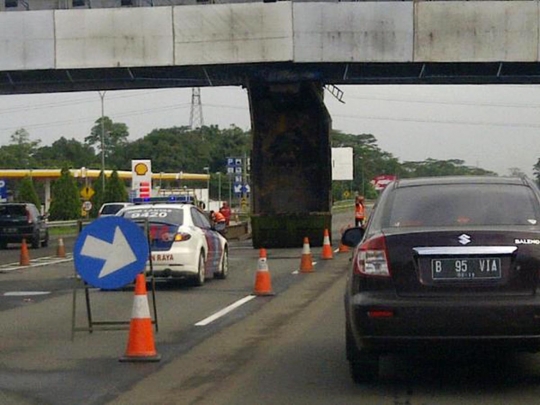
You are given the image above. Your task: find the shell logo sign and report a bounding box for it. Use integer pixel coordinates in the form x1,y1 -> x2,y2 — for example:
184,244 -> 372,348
134,162 -> 149,176
132,160 -> 152,199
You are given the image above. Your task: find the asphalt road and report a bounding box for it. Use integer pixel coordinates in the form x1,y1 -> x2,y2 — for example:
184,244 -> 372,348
108,258 -> 540,405
3,211 -> 540,405
0,212 -> 354,404
0,233 -> 77,268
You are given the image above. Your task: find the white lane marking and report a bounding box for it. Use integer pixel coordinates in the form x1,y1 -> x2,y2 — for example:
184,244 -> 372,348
4,291 -> 51,296
195,295 -> 256,326
0,257 -> 73,273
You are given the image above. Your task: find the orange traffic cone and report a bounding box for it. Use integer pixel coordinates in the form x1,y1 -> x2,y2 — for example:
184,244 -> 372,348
338,226 -> 350,253
19,238 -> 30,266
300,237 -> 314,273
321,229 -> 333,260
56,237 -> 66,258
253,248 -> 274,296
119,273 -> 161,362
338,239 -> 349,253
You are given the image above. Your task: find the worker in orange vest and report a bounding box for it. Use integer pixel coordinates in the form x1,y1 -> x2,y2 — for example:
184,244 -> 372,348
219,201 -> 232,225
355,196 -> 366,227
210,210 -> 227,235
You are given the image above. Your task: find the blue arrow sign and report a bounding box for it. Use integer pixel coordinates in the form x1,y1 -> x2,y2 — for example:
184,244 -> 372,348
74,216 -> 149,289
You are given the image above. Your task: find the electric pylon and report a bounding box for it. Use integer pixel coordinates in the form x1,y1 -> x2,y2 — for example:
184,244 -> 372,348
189,87 -> 204,130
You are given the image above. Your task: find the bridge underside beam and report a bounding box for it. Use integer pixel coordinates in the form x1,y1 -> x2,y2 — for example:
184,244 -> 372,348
5,62 -> 540,95
248,81 -> 332,249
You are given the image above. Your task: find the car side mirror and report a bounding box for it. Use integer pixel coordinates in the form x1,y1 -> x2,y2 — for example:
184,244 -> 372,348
341,227 -> 365,247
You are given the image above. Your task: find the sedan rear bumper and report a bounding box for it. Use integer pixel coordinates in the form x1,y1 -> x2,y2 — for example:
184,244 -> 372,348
347,291 -> 540,352
146,248 -> 200,277
0,232 -> 36,243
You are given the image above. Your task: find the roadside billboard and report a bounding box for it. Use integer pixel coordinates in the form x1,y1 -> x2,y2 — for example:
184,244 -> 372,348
331,147 -> 353,181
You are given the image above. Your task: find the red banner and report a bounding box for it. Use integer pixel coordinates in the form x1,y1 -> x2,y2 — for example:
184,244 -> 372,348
371,175 -> 396,191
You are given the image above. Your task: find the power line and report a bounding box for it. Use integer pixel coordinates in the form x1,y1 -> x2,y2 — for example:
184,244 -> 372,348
0,89 -> 178,115
345,93 -> 540,110
0,101 -> 251,134
4,92 -> 540,137
331,113 -> 540,129
0,103 -> 191,133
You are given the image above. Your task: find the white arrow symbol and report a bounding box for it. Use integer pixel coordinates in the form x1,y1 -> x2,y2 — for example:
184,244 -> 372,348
81,226 -> 137,278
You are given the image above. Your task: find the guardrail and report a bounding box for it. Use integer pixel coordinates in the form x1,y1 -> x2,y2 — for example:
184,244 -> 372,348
47,220 -> 81,228
332,199 -> 357,214
47,199 -> 362,229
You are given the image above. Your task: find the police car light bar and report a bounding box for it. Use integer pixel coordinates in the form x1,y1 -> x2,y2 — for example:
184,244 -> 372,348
131,195 -> 195,204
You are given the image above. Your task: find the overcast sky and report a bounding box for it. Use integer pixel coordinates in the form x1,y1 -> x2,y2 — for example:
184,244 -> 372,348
0,84 -> 539,177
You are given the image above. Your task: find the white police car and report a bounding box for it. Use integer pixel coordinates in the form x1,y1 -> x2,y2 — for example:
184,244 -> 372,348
117,197 -> 228,286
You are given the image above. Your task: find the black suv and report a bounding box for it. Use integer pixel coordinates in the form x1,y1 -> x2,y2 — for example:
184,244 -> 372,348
0,203 -> 49,249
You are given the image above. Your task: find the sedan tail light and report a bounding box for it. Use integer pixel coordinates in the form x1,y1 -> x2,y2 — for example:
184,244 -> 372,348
174,232 -> 192,242
354,235 -> 391,277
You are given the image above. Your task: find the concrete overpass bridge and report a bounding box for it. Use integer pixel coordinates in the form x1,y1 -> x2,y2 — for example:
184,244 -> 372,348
1,0 -> 539,247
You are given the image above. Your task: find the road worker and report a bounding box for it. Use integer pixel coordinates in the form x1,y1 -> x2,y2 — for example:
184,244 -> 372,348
219,201 -> 232,225
355,195 -> 366,227
210,210 -> 227,235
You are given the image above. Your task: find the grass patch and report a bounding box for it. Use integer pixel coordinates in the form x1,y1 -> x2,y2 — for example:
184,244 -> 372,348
49,226 -> 79,237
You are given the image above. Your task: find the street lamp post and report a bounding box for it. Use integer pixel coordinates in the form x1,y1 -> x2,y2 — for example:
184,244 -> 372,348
203,167 -> 210,208
98,91 -> 107,193
228,173 -> 232,208
216,172 -> 222,203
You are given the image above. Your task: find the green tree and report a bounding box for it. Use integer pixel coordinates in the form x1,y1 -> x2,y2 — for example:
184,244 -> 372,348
331,131 -> 400,198
85,117 -> 130,170
122,127 -> 208,173
401,159 -> 496,177
90,170 -> 106,218
0,128 -> 41,168
534,159 -> 540,187
33,137 -> 97,168
0,147 -> 19,168
117,125 -> 252,174
17,176 -> 41,208
508,167 -> 526,177
104,170 -> 128,203
48,167 -> 81,220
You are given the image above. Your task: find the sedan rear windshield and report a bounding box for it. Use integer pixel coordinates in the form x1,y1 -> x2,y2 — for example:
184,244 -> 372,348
385,184 -> 539,228
100,204 -> 126,215
120,208 -> 184,225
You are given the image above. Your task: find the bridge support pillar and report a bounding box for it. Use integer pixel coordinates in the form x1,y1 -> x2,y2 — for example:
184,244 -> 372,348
248,81 -> 332,248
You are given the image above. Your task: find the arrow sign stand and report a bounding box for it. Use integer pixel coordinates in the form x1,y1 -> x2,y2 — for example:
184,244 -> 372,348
71,219 -> 158,340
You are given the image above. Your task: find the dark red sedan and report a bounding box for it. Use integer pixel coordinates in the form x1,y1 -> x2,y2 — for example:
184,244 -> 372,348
343,176 -> 540,383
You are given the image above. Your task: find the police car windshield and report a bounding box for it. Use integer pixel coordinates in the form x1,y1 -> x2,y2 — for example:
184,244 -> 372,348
121,207 -> 184,225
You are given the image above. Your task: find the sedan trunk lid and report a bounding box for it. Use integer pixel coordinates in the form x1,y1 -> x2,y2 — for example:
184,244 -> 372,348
383,228 -> 540,297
